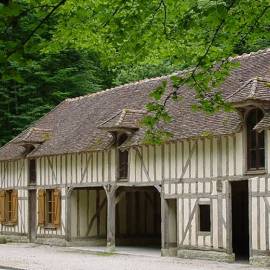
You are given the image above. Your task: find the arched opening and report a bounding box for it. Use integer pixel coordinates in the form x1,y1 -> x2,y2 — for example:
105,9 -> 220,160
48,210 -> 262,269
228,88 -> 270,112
115,186 -> 161,248
246,108 -> 265,171
70,187 -> 107,246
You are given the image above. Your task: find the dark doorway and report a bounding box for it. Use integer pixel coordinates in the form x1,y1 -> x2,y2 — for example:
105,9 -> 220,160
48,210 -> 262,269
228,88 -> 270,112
166,199 -> 177,247
231,181 -> 249,259
28,190 -> 37,242
115,187 -> 161,247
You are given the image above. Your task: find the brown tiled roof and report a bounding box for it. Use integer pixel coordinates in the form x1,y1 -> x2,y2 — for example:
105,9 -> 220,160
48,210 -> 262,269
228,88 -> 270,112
0,48 -> 270,160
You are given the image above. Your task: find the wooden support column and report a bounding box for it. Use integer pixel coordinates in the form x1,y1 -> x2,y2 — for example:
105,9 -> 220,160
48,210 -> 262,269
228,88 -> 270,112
161,196 -> 169,250
104,185 -> 117,251
65,187 -> 73,242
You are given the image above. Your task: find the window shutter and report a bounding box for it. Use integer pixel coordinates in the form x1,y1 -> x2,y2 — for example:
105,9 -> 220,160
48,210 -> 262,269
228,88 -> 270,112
38,189 -> 45,226
11,190 -> 18,224
0,191 -> 6,224
53,189 -> 61,228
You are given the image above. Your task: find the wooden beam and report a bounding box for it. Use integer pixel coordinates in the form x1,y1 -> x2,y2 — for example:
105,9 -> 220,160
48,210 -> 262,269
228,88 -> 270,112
96,189 -> 100,236
80,153 -> 93,183
115,191 -> 126,205
86,197 -> 106,236
180,199 -> 199,246
179,142 -> 196,179
16,162 -> 25,186
65,187 -> 74,242
154,185 -> 161,193
161,197 -> 168,249
47,157 -> 57,184
135,147 -> 152,182
104,185 -> 117,250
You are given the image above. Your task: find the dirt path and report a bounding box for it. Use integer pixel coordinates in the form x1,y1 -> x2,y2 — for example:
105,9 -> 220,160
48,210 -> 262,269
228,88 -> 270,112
0,243 -> 266,270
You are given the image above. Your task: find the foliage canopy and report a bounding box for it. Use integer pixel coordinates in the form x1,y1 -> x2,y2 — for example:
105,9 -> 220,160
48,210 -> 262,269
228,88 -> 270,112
0,0 -> 269,144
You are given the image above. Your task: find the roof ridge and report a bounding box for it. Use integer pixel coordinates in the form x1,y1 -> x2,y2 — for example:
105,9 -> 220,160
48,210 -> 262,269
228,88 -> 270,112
31,127 -> 52,131
228,47 -> 270,61
65,48 -> 270,103
65,70 -> 187,102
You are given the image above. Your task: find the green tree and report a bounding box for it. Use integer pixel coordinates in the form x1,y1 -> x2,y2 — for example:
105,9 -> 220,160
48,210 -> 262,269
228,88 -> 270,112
0,0 -> 269,144
0,1 -> 114,145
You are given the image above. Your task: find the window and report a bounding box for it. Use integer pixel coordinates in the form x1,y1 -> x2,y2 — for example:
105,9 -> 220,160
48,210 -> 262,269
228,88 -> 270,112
246,108 -> 265,170
117,134 -> 128,180
6,190 -> 12,222
38,189 -> 61,228
199,204 -> 211,232
0,190 -> 18,225
29,159 -> 36,184
46,190 -> 54,225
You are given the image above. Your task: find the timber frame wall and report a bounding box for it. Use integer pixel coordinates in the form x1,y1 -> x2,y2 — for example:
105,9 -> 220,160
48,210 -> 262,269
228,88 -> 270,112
0,130 -> 270,263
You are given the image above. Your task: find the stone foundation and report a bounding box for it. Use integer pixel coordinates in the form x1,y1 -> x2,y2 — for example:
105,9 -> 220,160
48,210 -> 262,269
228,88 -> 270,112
0,234 -> 28,243
68,238 -> 107,247
177,249 -> 235,263
250,256 -> 270,267
35,237 -> 66,246
161,247 -> 177,257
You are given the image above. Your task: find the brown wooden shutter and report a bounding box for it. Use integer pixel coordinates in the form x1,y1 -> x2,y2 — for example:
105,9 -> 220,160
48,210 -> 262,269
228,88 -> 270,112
11,190 -> 18,224
38,189 -> 45,226
0,191 -> 6,224
53,189 -> 61,228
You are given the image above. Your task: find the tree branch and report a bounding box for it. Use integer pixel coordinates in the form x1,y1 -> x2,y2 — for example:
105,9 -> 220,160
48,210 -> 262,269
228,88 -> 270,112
102,0 -> 127,27
5,0 -> 67,60
161,0 -> 168,38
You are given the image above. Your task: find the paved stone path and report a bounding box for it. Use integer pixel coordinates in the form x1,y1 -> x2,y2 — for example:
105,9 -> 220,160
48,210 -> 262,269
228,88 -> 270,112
0,243 -> 267,270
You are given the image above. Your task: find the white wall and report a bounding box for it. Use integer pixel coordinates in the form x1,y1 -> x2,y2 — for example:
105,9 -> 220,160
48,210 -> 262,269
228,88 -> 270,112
0,159 -> 28,235
129,133 -> 244,183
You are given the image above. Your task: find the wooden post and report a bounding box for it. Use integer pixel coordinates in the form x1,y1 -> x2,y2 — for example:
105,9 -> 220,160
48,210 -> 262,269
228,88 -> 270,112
28,189 -> 37,242
65,187 -> 73,242
161,195 -> 169,250
105,185 -> 117,251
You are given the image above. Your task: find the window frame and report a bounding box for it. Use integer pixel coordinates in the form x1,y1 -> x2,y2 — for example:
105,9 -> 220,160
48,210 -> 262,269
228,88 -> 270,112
197,202 -> 211,235
0,189 -> 18,226
246,108 -> 265,172
38,188 -> 61,229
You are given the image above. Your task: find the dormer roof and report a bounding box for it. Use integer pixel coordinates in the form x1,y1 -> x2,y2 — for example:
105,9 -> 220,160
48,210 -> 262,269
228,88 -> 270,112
12,128 -> 52,145
254,113 -> 270,132
98,109 -> 146,131
226,77 -> 270,106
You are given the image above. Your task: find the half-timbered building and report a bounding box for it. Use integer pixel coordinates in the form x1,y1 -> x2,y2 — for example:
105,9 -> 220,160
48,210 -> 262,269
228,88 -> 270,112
0,48 -> 270,266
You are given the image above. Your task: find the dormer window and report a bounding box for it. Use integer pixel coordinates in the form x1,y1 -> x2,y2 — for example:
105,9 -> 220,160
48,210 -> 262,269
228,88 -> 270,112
246,108 -> 265,171
117,134 -> 128,180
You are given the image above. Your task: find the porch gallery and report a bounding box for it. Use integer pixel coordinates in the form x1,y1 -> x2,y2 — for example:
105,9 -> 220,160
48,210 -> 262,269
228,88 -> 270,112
0,48 -> 270,266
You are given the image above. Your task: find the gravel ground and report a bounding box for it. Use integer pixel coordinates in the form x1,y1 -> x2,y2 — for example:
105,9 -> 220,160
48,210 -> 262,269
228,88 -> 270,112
0,243 -> 267,270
